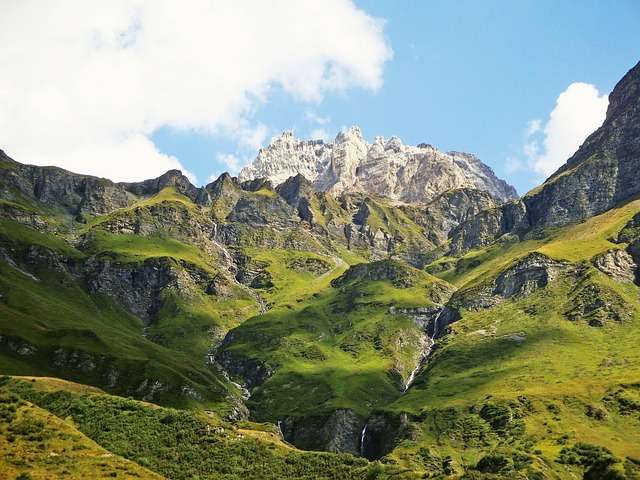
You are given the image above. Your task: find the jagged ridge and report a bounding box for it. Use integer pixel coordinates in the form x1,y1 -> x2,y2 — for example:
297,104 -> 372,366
239,126 -> 517,204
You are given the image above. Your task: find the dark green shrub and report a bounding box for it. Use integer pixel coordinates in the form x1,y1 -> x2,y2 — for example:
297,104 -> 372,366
476,453 -> 513,473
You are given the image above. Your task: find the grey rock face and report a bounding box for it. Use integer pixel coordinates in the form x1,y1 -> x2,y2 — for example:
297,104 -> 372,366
447,253 -> 572,314
448,200 -> 529,255
0,151 -> 134,217
82,257 -> 215,324
361,412 -> 417,460
0,149 -> 209,217
493,252 -> 570,298
593,249 -> 637,283
275,174 -> 317,223
239,127 -> 517,203
226,195 -> 297,228
408,188 -> 498,245
280,409 -> 363,455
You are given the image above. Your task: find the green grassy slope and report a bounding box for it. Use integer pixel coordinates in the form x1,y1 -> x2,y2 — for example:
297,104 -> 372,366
0,376 -> 404,480
0,189 -> 249,412
222,259 -> 453,421
372,200 -> 640,478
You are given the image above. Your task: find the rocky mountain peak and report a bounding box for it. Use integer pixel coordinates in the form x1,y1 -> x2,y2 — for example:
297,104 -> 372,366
335,125 -> 365,144
239,127 -> 517,204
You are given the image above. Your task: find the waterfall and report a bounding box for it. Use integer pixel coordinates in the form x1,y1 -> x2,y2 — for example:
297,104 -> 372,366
360,423 -> 368,456
432,307 -> 444,338
277,420 -> 284,438
403,307 -> 445,392
403,337 -> 433,392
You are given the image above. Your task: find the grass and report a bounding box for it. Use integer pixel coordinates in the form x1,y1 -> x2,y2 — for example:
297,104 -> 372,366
0,388 -> 163,479
430,198 -> 640,290
0,218 -> 83,258
241,248 -> 348,307
0,376 -> 404,480
84,230 -> 217,272
223,260 -> 450,420
0,254 -> 235,412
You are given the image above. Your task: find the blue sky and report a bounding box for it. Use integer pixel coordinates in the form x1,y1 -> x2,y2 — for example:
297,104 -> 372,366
3,1 -> 639,194
151,0 -> 640,194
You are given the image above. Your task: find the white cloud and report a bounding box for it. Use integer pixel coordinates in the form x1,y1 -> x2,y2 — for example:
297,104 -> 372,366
216,153 -> 241,174
0,0 -> 392,183
527,83 -> 608,177
309,128 -> 332,142
305,111 -> 330,125
232,123 -> 269,152
525,119 -> 542,136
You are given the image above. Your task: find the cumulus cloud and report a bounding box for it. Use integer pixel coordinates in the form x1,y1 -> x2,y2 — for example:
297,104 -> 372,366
0,0 -> 392,183
526,83 -> 608,177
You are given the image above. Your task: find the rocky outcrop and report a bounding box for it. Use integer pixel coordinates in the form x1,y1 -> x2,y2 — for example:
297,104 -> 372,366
226,194 -> 297,228
593,249 -> 637,283
275,174 -> 317,223
446,253 -> 572,316
279,409 -> 363,455
406,188 -> 497,245
216,338 -> 275,390
616,212 -> 640,243
332,259 -> 418,288
0,151 -> 134,217
0,149 -> 212,218
239,127 -> 517,203
81,257 -> 215,324
448,200 -> 529,255
361,412 -> 418,460
121,169 -> 206,205
493,253 -> 571,298
233,253 -> 273,289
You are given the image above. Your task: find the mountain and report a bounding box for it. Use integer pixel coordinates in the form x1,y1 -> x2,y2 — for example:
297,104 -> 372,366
239,127 -> 518,204
1,60 -> 640,480
450,60 -> 640,254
